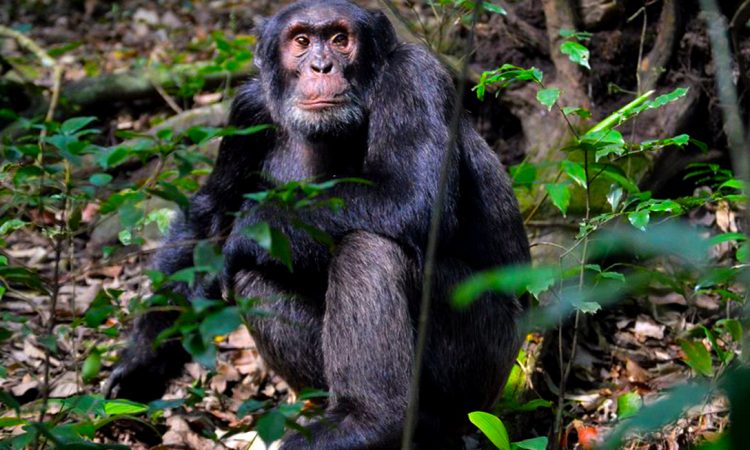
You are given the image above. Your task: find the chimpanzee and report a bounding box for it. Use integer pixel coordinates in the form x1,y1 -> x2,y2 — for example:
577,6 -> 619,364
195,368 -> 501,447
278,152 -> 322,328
104,0 -> 530,448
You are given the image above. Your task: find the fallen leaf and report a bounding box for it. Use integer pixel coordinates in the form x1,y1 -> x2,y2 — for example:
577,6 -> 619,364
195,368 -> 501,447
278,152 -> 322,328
633,315 -> 666,340
624,358 -> 650,383
49,371 -> 79,398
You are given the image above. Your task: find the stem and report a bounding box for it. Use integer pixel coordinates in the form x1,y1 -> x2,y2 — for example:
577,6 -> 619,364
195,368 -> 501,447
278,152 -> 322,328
553,116 -> 592,448
37,233 -> 64,423
400,3 -> 483,448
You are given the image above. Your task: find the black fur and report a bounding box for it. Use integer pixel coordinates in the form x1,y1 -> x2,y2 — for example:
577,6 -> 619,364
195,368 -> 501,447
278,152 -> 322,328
105,1 -> 530,448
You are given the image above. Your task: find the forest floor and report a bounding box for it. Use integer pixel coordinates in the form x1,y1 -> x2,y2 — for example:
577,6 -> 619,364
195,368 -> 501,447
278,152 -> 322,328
0,0 -> 741,449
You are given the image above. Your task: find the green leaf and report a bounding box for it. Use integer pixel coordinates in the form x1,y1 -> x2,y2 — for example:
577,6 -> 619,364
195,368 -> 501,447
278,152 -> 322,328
544,183 -> 570,216
474,65 -> 543,100
574,301 -> 601,314
12,166 -> 44,185
100,146 -> 131,168
644,87 -> 689,110
640,134 -> 690,150
719,178 -> 745,191
582,129 -> 625,161
192,298 -> 220,315
501,362 -> 524,403
737,242 -> 748,262
593,163 -> 639,193
270,228 -> 293,271
559,29 -> 592,41
103,399 -> 148,416
453,265 -> 557,308
145,208 -> 174,236
628,210 -> 650,231
298,388 -> 330,400
0,390 -> 21,414
536,88 -> 560,111
617,392 -> 643,420
183,332 -> 216,368
560,41 -> 590,69
513,399 -> 553,412
701,326 -> 730,365
118,201 -> 144,228
148,182 -> 189,210
277,402 -> 305,417
562,106 -> 592,119
0,219 -> 28,236
0,327 -> 11,342
715,319 -> 743,343
293,220 -> 334,249
679,339 -> 714,377
244,222 -> 272,251
0,417 -> 26,428
169,267 -> 197,286
482,2 -> 507,14
89,173 -> 113,186
561,160 -> 587,188
607,184 -> 623,211
468,411 -> 510,450
598,271 -> 626,283
84,290 -> 116,328
156,127 -> 174,141
199,307 -> 242,341
237,399 -> 268,418
243,223 -> 294,271
708,232 -> 747,246
256,410 -> 287,445
61,116 -> 96,135
193,241 -> 224,274
48,41 -> 82,57
510,162 -> 537,189
81,351 -> 102,383
512,437 -> 549,450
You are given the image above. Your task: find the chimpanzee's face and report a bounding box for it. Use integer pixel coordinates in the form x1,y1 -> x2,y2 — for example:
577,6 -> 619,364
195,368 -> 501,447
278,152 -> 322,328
276,6 -> 366,138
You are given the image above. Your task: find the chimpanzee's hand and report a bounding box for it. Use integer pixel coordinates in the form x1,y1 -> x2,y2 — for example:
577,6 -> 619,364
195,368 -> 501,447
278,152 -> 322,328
103,335 -> 189,402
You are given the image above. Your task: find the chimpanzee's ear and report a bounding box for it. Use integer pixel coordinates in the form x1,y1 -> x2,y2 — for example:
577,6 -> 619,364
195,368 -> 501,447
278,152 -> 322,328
253,16 -> 268,69
370,10 -> 398,54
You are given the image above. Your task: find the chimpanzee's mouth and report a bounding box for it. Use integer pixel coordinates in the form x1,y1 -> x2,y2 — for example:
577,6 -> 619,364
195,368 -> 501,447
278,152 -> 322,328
297,98 -> 346,111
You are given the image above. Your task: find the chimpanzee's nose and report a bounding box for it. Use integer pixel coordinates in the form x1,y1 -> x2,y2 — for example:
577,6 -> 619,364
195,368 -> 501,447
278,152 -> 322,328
311,58 -> 333,73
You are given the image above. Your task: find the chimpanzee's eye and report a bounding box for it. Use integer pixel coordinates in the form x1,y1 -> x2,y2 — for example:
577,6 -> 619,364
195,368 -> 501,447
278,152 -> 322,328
295,35 -> 310,46
332,33 -> 348,47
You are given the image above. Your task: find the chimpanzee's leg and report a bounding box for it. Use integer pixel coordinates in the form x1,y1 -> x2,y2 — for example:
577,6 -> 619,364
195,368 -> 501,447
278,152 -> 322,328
282,231 -> 414,449
415,259 -> 523,449
233,269 -> 327,392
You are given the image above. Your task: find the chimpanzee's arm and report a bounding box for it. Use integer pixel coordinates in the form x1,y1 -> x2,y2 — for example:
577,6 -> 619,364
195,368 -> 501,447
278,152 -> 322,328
104,81 -> 276,401
317,44 -> 456,252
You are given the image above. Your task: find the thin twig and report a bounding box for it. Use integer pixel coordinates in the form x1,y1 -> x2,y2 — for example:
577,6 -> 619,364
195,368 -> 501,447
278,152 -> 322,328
37,233 -> 64,423
399,2 -> 483,448
148,49 -> 184,114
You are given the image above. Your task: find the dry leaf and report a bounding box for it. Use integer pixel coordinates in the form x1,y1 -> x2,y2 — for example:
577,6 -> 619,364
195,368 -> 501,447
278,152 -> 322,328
633,315 -> 666,340
49,371 -> 79,398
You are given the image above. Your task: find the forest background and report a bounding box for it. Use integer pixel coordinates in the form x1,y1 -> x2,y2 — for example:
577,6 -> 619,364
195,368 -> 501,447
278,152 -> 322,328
0,0 -> 749,449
